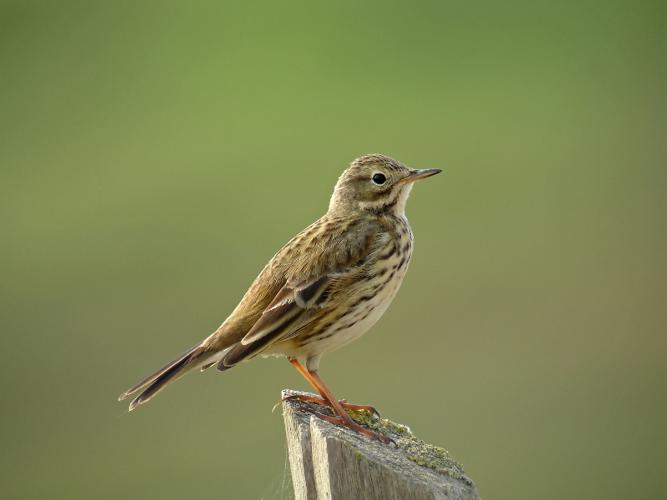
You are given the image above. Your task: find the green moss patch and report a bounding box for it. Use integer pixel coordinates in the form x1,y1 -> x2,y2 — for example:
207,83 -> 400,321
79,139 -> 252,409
346,408 -> 466,480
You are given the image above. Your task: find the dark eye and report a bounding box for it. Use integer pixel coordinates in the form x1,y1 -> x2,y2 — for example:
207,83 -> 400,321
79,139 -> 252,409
371,172 -> 386,185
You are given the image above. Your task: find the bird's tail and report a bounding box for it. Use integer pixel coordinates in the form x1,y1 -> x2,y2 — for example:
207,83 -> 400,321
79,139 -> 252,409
118,343 -> 222,411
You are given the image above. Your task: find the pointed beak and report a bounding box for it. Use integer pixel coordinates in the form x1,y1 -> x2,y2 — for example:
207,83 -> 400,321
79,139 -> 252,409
398,168 -> 442,184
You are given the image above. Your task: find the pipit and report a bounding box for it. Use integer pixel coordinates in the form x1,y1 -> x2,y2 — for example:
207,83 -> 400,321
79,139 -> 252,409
119,154 -> 441,443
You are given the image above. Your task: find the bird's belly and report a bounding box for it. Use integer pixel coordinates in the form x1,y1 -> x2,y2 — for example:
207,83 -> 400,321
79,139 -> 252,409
325,287 -> 397,350
298,261 -> 410,358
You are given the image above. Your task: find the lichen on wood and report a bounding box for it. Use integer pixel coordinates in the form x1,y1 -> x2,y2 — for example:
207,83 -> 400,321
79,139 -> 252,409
282,389 -> 480,500
344,408 -> 467,480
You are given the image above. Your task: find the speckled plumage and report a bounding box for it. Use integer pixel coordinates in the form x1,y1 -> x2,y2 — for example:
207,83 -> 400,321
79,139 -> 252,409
119,154 -> 441,416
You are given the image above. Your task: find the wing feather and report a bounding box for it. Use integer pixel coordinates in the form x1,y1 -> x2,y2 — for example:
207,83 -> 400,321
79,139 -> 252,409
240,275 -> 330,346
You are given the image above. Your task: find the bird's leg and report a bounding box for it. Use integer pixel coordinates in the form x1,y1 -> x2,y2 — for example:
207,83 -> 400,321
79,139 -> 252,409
286,358 -> 341,407
307,369 -> 391,444
286,358 -> 389,444
286,359 -> 380,416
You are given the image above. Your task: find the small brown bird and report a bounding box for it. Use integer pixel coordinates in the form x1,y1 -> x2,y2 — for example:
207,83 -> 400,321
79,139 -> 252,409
119,154 -> 441,442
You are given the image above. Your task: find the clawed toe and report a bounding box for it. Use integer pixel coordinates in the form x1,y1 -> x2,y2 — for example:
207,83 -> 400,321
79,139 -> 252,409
284,394 -> 390,444
283,393 -> 327,406
340,402 -> 381,418
283,393 -> 380,418
312,411 -> 392,444
345,420 -> 393,444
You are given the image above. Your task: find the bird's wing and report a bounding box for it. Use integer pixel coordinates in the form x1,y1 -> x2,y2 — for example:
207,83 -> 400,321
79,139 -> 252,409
217,217 -> 389,369
239,275 -> 331,346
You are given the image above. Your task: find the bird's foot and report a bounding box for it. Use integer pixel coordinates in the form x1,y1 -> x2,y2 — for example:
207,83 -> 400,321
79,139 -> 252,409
310,411 -> 394,445
283,393 -> 380,418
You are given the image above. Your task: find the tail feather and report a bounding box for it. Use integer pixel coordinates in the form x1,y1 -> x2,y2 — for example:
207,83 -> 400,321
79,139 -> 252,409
217,331 -> 275,371
119,344 -> 213,411
200,361 -> 217,371
118,343 -> 202,402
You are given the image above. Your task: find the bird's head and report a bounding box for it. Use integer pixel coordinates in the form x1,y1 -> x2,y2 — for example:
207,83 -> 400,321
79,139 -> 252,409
328,154 -> 441,216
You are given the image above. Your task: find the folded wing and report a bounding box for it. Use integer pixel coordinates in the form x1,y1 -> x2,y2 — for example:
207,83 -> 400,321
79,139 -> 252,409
218,275 -> 332,368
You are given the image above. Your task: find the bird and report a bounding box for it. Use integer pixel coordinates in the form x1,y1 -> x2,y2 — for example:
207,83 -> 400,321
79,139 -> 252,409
118,154 -> 441,443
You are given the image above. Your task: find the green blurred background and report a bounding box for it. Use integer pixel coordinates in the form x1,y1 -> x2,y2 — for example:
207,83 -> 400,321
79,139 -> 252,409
1,1 -> 664,499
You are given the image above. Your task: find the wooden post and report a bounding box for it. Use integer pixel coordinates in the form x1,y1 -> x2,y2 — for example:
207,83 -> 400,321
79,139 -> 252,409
282,389 -> 481,500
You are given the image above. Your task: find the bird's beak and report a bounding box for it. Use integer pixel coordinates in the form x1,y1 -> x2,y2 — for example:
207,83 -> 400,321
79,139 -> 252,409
398,168 -> 442,184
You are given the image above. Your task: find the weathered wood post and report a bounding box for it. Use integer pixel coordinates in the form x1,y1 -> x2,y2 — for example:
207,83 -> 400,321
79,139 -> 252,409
282,389 -> 481,500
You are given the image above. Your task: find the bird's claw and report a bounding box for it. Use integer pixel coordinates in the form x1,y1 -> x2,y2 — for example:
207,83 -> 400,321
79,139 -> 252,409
310,411 -> 393,445
283,393 -> 380,418
283,393 -> 388,443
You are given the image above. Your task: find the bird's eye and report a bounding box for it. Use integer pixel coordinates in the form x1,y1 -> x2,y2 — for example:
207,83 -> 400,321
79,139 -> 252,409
371,172 -> 387,185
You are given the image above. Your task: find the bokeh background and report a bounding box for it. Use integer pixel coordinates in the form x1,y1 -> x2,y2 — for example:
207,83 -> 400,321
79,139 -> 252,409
1,1 -> 664,499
